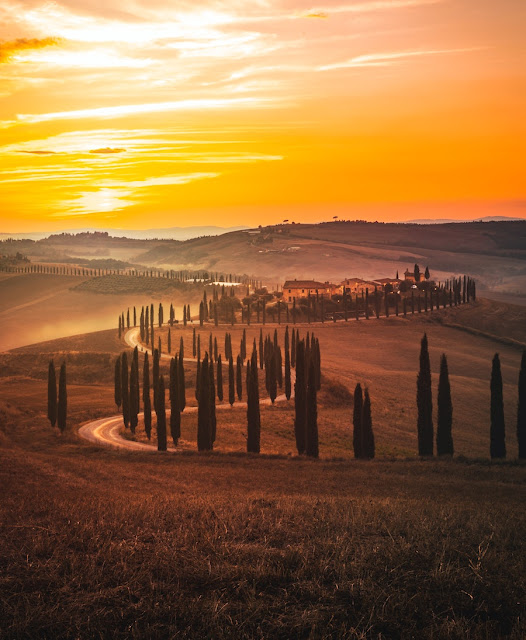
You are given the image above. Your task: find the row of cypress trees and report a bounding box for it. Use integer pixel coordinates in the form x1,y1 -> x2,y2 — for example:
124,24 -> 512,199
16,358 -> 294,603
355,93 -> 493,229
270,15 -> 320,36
47,360 -> 67,432
417,334 -> 526,459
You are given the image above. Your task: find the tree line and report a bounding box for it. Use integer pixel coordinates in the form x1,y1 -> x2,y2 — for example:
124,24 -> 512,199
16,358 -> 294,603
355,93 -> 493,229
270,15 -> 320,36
416,334 -> 526,459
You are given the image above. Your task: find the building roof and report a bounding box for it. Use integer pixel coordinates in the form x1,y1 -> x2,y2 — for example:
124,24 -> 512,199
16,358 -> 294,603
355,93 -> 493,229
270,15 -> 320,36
283,280 -> 329,289
374,277 -> 401,284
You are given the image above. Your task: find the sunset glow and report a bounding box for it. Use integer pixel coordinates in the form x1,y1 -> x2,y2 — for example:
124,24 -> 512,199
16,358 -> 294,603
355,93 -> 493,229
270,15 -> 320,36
0,0 -> 524,231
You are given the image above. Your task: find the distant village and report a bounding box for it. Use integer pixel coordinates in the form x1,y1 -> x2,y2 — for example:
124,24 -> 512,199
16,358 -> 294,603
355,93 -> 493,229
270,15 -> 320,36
282,266 -> 433,303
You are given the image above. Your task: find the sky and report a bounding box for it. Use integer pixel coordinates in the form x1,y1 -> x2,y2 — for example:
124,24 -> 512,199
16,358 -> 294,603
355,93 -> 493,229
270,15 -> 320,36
0,0 -> 525,232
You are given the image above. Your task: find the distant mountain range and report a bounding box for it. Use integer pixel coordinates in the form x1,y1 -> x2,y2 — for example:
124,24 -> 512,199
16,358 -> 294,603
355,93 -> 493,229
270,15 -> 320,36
0,225 -> 249,241
401,216 -> 526,224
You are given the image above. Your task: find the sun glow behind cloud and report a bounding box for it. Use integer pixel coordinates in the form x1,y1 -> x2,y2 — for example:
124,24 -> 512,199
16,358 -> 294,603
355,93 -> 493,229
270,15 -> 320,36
0,0 -> 524,230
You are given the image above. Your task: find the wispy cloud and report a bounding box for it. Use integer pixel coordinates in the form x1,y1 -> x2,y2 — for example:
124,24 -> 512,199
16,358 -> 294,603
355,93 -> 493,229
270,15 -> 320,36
13,97 -> 276,126
0,37 -> 62,62
317,47 -> 484,70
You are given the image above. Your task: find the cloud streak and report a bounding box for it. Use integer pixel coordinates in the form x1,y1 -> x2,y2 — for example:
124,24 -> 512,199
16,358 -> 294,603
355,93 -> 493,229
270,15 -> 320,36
0,37 -> 62,63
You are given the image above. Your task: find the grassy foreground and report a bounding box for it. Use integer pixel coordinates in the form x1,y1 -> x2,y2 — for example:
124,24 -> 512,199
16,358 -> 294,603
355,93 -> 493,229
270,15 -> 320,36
1,445 -> 525,639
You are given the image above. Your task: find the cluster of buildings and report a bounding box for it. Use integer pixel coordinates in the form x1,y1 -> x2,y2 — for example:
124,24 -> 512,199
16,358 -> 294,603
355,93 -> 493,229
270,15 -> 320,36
282,269 -> 421,303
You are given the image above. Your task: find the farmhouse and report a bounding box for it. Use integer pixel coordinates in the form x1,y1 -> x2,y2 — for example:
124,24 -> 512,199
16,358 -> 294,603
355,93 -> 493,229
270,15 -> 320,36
373,277 -> 402,291
339,278 -> 379,295
283,279 -> 333,302
404,269 -> 416,283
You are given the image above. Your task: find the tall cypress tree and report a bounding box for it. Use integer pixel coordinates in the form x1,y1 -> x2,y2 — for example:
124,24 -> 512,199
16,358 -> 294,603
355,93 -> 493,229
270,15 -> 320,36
416,333 -> 434,456
353,383 -> 363,459
236,354 -> 243,400
361,388 -> 375,459
47,359 -> 57,426
209,357 -> 217,444
57,362 -> 67,433
193,327 -> 196,357
153,348 -> 160,413
291,328 -> 296,368
143,351 -> 152,440
284,327 -> 291,400
268,349 -> 277,403
437,354 -> 453,456
197,355 -> 211,451
156,375 -> 167,451
178,353 -> 186,412
247,350 -> 261,453
121,352 -> 130,428
114,355 -> 121,409
490,353 -> 506,459
179,336 -> 184,360
228,356 -> 235,406
129,360 -> 138,434
217,355 -> 224,401
259,329 -> 264,369
518,350 -> 526,459
306,358 -> 319,458
170,356 -> 181,446
294,340 -> 307,455
168,328 -> 171,354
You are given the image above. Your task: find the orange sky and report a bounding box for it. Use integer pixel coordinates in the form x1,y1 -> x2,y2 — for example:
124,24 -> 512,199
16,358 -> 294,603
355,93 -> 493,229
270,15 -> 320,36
0,0 -> 525,232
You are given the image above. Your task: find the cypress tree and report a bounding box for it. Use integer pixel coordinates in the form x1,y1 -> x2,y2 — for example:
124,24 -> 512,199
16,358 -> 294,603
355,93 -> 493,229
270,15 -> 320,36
47,359 -> 57,426
179,336 -> 184,360
353,383 -> 363,459
143,352 -> 152,440
140,307 -> 145,341
197,355 -> 211,450
178,353 -> 186,412
158,335 -> 161,355
193,327 -> 196,357
306,358 -> 319,458
170,356 -> 181,446
129,359 -> 138,434
156,375 -> 167,451
284,332 -> 291,401
168,328 -> 171,354
197,335 -> 201,361
259,328 -> 264,369
118,315 -> 122,339
57,362 -> 67,433
127,308 -> 130,329
437,354 -> 453,456
490,353 -> 506,459
217,355 -> 224,401
209,357 -> 217,444
291,328 -> 296,368
228,356 -> 235,405
153,348 -> 160,412
247,350 -> 261,453
236,354 -> 243,400
294,340 -> 307,455
268,349 -> 277,403
416,333 -> 434,456
121,352 -> 130,428
517,351 -> 526,459
361,388 -> 375,459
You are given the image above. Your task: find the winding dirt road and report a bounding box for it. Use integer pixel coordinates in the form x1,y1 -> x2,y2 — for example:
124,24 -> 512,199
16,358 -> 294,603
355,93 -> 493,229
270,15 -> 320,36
78,327 -> 294,452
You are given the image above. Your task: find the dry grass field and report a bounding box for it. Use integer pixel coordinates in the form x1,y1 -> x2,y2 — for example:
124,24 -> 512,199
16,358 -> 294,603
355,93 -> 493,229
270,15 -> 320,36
0,298 -> 525,638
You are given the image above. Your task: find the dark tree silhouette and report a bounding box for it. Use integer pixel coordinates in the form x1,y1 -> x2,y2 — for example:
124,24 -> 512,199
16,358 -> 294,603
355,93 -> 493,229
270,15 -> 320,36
306,358 -> 319,458
361,388 -> 375,459
156,375 -> 167,451
228,356 -> 235,406
425,266 -> 430,280
437,354 -> 453,456
353,383 -> 363,459
209,354 -> 217,444
197,355 -> 212,451
414,263 -> 421,283
114,355 -> 122,409
417,333 -> 433,456
518,351 -> 526,459
490,353 -> 506,459
217,355 -> 223,401
47,359 -> 57,427
236,354 -> 243,400
284,326 -> 291,400
246,351 -> 260,453
178,353 -> 186,412
121,352 -> 130,428
170,356 -> 180,446
294,340 -> 307,455
143,352 -> 152,440
129,358 -> 138,434
57,362 -> 67,433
